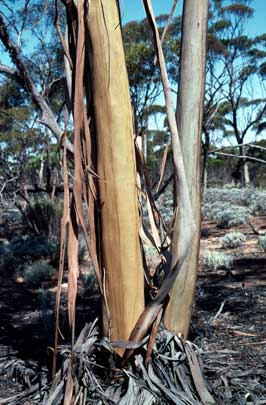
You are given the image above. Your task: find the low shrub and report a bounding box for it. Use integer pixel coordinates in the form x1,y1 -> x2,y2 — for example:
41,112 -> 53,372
258,235 -> 266,252
215,207 -> 249,228
222,232 -> 246,249
251,196 -> 266,216
202,202 -> 233,221
201,250 -> 233,271
23,260 -> 54,286
1,233 -> 87,276
81,271 -> 99,295
22,198 -> 62,238
204,187 -> 257,207
1,235 -> 56,272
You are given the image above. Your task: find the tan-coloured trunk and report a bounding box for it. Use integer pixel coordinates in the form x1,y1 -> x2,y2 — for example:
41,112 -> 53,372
165,0 -> 208,338
86,0 -> 144,343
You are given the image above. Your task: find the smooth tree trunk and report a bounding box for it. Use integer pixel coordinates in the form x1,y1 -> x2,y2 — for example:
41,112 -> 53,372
239,144 -> 250,187
86,0 -> 144,345
165,0 -> 208,338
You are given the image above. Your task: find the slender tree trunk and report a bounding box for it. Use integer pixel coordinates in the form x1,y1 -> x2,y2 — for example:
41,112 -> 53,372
203,157 -> 208,194
239,145 -> 250,187
142,133 -> 147,161
86,0 -> 144,344
165,0 -> 208,338
244,160 -> 250,186
201,131 -> 210,195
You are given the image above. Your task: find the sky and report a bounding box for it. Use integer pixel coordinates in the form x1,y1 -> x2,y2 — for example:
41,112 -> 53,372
120,0 -> 266,37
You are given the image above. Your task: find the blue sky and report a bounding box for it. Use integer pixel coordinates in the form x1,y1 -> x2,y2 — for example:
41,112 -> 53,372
119,0 -> 182,23
120,0 -> 265,37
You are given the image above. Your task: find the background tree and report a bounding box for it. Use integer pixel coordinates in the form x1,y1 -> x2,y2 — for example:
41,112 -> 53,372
203,0 -> 266,188
0,0 -> 72,153
123,14 -> 181,160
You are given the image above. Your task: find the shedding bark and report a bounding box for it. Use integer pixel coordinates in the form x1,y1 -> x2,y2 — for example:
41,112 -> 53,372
86,0 -> 145,345
165,0 -> 209,338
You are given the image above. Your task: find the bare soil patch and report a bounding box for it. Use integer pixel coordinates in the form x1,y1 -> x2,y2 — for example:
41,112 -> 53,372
192,217 -> 266,403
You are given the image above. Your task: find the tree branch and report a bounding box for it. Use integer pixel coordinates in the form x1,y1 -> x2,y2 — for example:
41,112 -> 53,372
0,13 -> 73,153
208,142 -> 266,154
210,151 -> 266,164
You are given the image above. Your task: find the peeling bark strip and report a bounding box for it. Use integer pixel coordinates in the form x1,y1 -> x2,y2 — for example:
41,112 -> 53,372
52,136 -> 70,379
165,0 -> 209,338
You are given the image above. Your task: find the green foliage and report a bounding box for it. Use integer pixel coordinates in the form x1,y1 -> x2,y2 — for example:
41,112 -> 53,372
1,231 -> 86,278
202,250 -> 233,271
204,0 -> 266,185
222,232 -> 246,248
123,16 -> 181,132
81,271 -> 99,295
258,235 -> 266,252
221,3 -> 253,18
23,260 -> 54,287
1,234 -> 57,272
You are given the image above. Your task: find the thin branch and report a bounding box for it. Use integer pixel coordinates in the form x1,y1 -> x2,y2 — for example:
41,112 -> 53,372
154,0 -> 178,66
55,0 -> 73,70
160,0 -> 178,44
209,142 -> 266,154
210,151 -> 266,164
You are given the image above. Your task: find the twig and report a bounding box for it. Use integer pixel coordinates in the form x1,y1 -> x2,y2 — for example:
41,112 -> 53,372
210,300 -> 226,325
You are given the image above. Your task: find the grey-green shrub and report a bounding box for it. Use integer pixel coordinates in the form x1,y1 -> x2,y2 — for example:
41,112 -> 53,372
201,250 -> 233,271
215,207 -> 249,228
251,195 -> 266,216
222,232 -> 246,249
204,188 -> 256,207
23,260 -> 54,286
202,201 -> 232,221
258,235 -> 266,252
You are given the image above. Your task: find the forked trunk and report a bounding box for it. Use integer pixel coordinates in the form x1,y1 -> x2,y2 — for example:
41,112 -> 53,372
86,0 -> 144,344
165,0 -> 208,338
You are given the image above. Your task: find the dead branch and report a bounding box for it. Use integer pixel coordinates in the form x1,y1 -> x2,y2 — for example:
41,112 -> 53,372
209,142 -> 266,154
210,151 -> 266,164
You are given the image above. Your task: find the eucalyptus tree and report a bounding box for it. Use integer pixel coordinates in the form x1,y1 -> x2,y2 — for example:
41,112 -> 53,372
203,0 -> 266,187
54,0 -> 209,366
164,0 -> 209,339
0,0 -> 71,150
